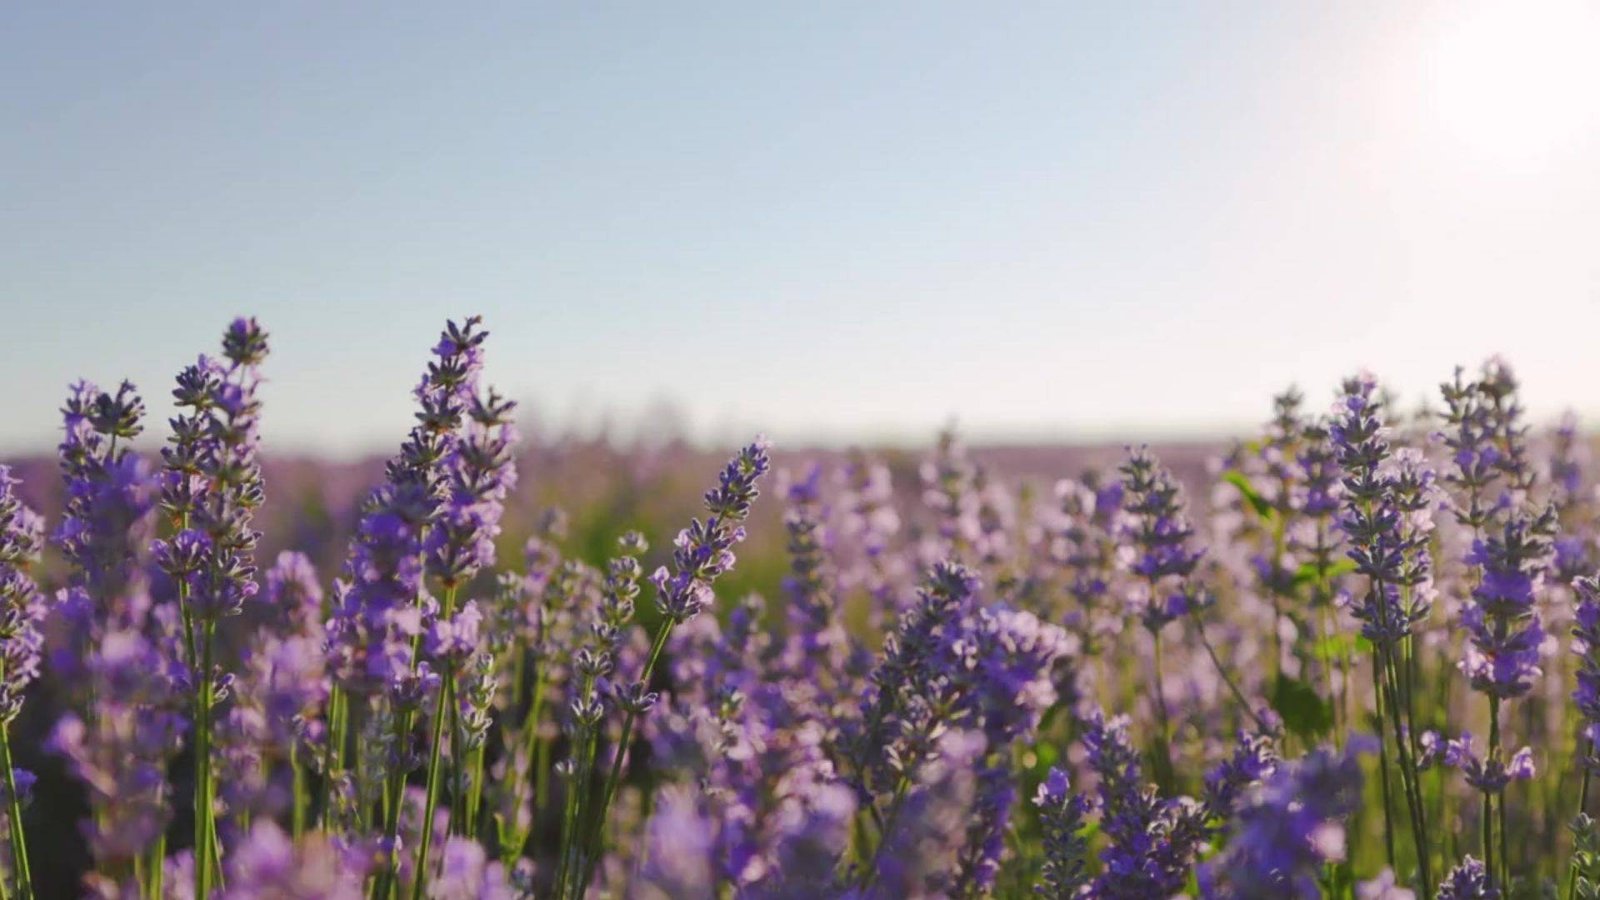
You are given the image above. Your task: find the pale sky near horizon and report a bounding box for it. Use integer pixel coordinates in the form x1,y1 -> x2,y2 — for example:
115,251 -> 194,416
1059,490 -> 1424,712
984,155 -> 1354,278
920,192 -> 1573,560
3,2 -> 1599,457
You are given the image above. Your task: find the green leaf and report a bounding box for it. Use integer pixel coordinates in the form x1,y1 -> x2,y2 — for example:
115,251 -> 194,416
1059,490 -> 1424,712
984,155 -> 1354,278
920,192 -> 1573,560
1313,632 -> 1357,659
1269,673 -> 1334,740
1291,558 -> 1358,587
1221,471 -> 1274,520
1031,742 -> 1059,775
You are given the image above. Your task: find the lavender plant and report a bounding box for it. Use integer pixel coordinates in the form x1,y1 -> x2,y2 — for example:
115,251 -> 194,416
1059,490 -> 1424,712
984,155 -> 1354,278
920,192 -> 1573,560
8,324 -> 1600,899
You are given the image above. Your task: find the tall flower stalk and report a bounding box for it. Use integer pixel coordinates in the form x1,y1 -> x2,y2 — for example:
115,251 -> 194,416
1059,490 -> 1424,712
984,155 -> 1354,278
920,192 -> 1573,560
1118,447 -> 1205,789
571,438 -> 771,896
1439,359 -> 1548,891
154,318 -> 270,896
0,468 -> 44,899
1331,373 -> 1434,895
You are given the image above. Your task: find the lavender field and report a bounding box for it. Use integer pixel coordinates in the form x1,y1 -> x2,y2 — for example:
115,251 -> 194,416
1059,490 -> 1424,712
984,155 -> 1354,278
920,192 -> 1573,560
2,315 -> 1597,899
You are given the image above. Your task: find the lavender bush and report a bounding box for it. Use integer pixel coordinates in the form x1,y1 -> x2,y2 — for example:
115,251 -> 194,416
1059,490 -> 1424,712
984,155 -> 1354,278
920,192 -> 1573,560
8,320 -> 1600,898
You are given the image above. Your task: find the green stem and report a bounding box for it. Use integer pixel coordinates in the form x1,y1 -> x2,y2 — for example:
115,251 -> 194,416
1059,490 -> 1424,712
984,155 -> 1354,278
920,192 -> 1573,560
291,743 -> 306,841
576,622 -> 675,894
195,620 -> 215,900
554,668 -> 604,899
1486,695 -> 1500,889
858,775 -> 912,894
465,741 -> 487,840
1150,630 -> 1174,792
1373,662 -> 1397,870
1571,761 -> 1592,900
409,672 -> 456,900
1193,616 -> 1268,732
0,725 -> 32,900
317,686 -> 346,831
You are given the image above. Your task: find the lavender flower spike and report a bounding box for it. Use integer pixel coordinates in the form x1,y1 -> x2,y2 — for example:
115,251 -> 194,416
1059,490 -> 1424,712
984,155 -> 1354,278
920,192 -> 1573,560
1033,768 -> 1091,899
651,437 -> 773,624
1201,744 -> 1366,899
1436,856 -> 1497,900
0,467 -> 45,726
0,466 -> 44,897
1573,575 -> 1600,770
1118,446 -> 1206,632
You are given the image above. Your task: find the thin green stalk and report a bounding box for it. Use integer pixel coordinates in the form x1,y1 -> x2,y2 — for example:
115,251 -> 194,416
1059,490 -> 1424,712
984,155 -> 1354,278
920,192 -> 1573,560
448,702 -> 467,833
1150,630 -> 1174,792
1571,762 -> 1591,900
1486,695 -> 1500,889
318,686 -> 347,830
1379,646 -> 1431,895
409,672 -> 456,900
552,737 -> 588,894
292,744 -> 306,840
195,619 -> 216,900
1374,662 -> 1397,869
1270,520 -> 1286,680
0,726 -> 32,900
1194,617 -> 1269,732
465,741 -> 487,839
499,667 -> 548,867
576,623 -> 675,893
554,665 -> 606,899
857,774 -> 913,895
148,832 -> 165,900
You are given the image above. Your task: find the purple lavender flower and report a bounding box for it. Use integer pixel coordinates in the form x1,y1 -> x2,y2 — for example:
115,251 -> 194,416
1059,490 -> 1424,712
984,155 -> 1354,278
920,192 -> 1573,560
650,438 -> 772,624
1203,730 -> 1280,821
1418,731 -> 1536,794
631,785 -> 716,899
952,760 -> 1017,895
222,820 -> 368,899
1119,446 -> 1207,631
1440,365 -> 1510,533
0,467 -> 45,725
850,559 -> 1065,877
855,728 -> 988,899
1051,474 -> 1123,641
1436,856 -> 1497,900
1200,743 -> 1366,899
920,427 -> 983,562
54,380 -> 156,669
1292,418 -> 1345,608
155,318 -> 270,625
1573,575 -> 1600,769
424,384 -> 517,589
428,836 -> 514,900
1331,375 -> 1435,647
777,466 -> 848,681
1083,711 -> 1209,898
834,453 -> 903,620
327,317 -> 491,697
50,630 -> 187,868
1356,869 -> 1416,899
1033,767 -> 1092,899
262,550 -> 324,638
1459,507 -> 1556,700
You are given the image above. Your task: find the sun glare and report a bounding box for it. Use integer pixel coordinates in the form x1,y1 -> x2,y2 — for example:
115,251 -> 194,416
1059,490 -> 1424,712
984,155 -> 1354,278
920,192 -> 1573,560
1427,0 -> 1600,164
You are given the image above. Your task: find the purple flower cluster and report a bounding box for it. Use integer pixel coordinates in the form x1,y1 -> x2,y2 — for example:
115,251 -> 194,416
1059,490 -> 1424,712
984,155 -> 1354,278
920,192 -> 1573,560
1459,508 -> 1556,700
1330,374 -> 1437,646
1200,743 -> 1366,899
15,322 -> 1600,899
1119,447 -> 1207,632
0,468 -> 45,725
1081,711 -> 1209,898
1033,768 -> 1092,899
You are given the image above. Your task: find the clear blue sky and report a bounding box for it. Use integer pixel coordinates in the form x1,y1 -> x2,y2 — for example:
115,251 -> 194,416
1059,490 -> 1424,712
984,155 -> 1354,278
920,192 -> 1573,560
3,2 -> 1598,456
